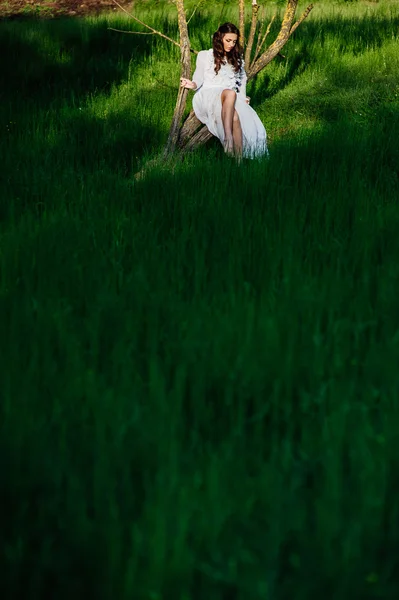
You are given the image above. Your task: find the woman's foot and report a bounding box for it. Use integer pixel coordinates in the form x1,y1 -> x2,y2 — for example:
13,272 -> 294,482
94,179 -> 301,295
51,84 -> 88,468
235,152 -> 243,165
223,136 -> 234,156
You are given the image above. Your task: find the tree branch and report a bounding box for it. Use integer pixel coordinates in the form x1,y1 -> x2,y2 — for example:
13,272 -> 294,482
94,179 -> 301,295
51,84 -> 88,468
252,12 -> 276,68
245,0 -> 259,68
187,0 -> 205,25
111,0 -> 198,54
248,0 -> 313,80
163,0 -> 192,157
239,0 -> 245,48
253,6 -> 265,61
290,3 -> 314,36
108,27 -> 156,35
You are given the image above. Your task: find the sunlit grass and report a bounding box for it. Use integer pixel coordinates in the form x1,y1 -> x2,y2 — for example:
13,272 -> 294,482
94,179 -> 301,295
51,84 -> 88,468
1,1 -> 399,599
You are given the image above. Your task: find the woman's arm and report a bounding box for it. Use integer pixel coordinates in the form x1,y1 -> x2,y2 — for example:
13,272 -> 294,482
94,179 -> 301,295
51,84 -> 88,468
191,50 -> 208,91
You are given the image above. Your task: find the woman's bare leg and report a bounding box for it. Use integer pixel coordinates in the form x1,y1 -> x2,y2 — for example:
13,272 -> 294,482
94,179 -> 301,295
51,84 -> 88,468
221,89 -> 236,155
233,109 -> 243,160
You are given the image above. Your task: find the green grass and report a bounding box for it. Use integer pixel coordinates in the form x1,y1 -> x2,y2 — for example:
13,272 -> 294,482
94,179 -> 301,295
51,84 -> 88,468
1,1 -> 399,599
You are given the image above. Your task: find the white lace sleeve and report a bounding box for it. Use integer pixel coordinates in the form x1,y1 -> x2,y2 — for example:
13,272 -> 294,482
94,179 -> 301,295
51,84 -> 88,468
192,50 -> 208,91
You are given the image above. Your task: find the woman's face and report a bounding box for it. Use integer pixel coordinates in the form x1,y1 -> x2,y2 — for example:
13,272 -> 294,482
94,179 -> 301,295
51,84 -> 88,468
222,33 -> 238,54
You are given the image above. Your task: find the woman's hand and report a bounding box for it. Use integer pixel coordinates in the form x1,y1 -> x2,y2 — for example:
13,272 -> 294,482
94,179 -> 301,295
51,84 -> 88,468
180,78 -> 196,90
246,97 -> 251,105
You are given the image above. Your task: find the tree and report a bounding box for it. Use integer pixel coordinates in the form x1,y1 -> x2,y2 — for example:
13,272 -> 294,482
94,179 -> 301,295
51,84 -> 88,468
112,0 -> 313,169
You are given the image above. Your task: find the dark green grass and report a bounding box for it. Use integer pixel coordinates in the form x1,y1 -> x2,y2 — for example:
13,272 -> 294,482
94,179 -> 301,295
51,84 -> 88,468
1,2 -> 399,599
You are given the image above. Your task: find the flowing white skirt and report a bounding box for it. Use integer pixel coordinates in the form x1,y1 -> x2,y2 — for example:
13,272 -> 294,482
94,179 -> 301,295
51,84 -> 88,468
193,86 -> 268,159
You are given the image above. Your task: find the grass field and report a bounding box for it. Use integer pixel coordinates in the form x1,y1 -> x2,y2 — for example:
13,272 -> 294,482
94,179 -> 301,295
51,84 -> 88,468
1,1 -> 399,598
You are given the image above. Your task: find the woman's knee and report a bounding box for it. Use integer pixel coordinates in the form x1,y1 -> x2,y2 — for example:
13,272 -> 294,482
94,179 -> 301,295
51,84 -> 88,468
233,110 -> 240,123
221,89 -> 237,104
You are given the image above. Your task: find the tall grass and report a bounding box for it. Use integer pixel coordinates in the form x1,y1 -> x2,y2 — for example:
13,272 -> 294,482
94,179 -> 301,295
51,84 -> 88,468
1,1 -> 399,599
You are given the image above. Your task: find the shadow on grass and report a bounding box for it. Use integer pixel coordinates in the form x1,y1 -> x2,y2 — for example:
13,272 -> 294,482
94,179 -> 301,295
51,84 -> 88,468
303,10 -> 399,56
1,109 -> 399,600
0,16 -> 151,104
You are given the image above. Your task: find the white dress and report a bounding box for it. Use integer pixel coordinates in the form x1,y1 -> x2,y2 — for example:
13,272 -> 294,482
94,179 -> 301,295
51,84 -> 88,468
192,49 -> 268,158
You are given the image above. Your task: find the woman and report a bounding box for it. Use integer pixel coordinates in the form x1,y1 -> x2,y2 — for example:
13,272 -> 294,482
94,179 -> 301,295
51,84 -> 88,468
180,22 -> 268,160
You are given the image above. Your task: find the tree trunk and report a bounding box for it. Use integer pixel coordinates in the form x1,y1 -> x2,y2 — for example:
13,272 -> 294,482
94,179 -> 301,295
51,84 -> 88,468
163,0 -> 192,157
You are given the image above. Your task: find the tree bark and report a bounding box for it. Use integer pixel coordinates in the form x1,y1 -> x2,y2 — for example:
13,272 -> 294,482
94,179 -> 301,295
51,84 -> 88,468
239,0 -> 245,47
163,0 -> 192,157
253,12 -> 275,66
178,109 -> 204,148
245,1 -> 259,68
184,125 -> 213,152
290,3 -> 314,36
248,0 -> 312,79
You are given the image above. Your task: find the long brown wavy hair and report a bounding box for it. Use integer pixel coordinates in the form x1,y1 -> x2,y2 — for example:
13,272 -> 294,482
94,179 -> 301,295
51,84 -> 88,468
212,22 -> 243,76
